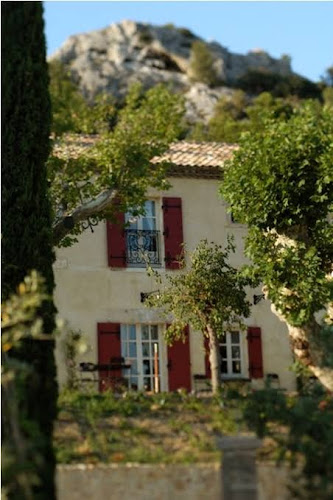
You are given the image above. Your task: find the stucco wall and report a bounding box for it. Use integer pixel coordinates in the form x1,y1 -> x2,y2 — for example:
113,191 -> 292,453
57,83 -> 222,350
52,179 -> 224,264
54,176 -> 295,391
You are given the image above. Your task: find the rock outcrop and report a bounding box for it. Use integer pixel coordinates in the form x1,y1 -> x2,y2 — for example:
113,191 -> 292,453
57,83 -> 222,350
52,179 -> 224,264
50,19 -> 293,122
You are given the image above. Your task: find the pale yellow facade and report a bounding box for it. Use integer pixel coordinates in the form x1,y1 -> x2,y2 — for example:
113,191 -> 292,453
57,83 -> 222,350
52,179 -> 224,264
54,176 -> 296,391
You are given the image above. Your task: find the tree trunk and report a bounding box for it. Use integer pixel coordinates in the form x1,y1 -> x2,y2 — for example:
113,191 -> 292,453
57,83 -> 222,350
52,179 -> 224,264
270,303 -> 333,392
53,187 -> 117,246
207,324 -> 222,394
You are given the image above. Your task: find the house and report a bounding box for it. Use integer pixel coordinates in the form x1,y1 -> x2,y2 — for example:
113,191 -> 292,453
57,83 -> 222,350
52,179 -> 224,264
53,139 -> 296,392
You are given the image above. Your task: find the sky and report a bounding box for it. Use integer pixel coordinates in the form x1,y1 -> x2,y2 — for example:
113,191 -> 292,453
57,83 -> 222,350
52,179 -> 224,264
44,1 -> 333,83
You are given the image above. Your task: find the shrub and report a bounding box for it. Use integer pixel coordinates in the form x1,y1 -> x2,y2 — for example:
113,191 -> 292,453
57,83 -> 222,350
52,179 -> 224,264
189,40 -> 220,88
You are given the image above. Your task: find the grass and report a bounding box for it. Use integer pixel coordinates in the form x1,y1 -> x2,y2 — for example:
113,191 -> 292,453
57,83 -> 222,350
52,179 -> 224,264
54,389 -> 244,465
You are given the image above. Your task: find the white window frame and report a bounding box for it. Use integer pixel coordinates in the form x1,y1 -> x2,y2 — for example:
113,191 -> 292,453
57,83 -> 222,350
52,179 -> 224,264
219,331 -> 245,379
124,199 -> 164,269
120,324 -> 166,391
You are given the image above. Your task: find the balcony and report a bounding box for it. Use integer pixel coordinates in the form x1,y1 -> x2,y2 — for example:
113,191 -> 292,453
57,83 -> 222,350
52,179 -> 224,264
126,229 -> 161,266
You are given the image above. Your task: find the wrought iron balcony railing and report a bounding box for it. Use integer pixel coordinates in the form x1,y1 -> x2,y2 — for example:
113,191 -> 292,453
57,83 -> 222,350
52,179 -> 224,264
126,229 -> 161,266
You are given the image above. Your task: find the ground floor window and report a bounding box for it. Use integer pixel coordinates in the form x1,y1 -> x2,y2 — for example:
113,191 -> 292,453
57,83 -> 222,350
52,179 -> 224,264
220,331 -> 243,377
121,324 -> 161,391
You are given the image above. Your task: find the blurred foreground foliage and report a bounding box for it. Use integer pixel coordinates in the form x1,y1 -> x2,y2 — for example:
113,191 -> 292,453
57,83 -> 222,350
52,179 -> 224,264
2,272 -> 54,500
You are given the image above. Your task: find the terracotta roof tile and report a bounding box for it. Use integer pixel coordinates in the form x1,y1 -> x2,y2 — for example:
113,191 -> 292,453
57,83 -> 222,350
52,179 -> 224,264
51,135 -> 238,179
151,141 -> 238,179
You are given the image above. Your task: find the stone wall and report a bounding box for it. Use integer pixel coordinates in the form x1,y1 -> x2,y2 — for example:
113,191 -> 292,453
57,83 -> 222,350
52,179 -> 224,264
56,462 -> 292,500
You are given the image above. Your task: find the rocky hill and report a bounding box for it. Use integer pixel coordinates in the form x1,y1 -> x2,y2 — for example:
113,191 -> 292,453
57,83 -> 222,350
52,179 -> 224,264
50,19 -> 293,123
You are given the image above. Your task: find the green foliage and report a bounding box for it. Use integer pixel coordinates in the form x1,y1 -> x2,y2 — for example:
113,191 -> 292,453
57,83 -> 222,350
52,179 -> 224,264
236,68 -> 322,100
242,386 -> 333,498
177,27 -> 195,38
2,273 -> 54,500
206,90 -> 248,143
48,82 -> 185,246
221,102 -> 333,327
321,66 -> 333,87
146,239 -> 252,342
189,40 -> 220,87
49,60 -> 117,136
323,87 -> 333,108
190,91 -> 297,143
138,27 -> 153,44
60,329 -> 88,390
2,3 -> 58,498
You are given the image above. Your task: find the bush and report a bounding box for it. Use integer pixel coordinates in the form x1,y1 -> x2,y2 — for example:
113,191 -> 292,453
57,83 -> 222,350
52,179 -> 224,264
242,385 -> 333,499
236,69 -> 322,99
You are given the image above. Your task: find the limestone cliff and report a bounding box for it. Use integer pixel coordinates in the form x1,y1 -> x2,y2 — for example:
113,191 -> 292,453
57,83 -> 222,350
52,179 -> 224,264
50,20 -> 293,122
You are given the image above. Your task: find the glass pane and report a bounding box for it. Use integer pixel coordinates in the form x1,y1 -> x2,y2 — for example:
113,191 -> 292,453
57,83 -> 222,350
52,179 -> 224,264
221,361 -> 228,373
143,377 -> 152,391
142,359 -> 151,375
232,346 -> 240,359
142,217 -> 155,231
144,200 -> 155,217
129,325 -> 136,340
151,326 -> 158,340
130,377 -> 138,390
129,342 -> 137,357
130,360 -> 138,375
120,325 -> 127,342
142,343 -> 150,357
220,346 -> 227,359
142,325 -> 149,340
232,361 -> 241,374
121,343 -> 128,358
231,332 -> 240,344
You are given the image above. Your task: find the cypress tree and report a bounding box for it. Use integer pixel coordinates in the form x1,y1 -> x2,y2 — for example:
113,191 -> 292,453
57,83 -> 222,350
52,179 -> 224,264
2,3 -> 57,498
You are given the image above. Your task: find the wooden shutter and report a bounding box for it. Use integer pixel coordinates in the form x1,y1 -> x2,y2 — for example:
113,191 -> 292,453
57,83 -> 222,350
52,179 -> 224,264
97,322 -> 121,391
106,211 -> 126,268
162,197 -> 184,270
247,327 -> 264,379
167,325 -> 191,391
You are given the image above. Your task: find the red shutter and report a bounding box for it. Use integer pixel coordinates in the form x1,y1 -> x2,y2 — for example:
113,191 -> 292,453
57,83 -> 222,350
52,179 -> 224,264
167,325 -> 191,391
162,197 -> 184,270
204,335 -> 211,378
97,322 -> 121,391
106,211 -> 127,268
247,327 -> 264,379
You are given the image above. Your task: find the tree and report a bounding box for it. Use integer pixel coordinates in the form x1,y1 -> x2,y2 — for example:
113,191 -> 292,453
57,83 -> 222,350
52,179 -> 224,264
189,40 -> 220,88
236,69 -> 322,100
321,65 -> 333,87
49,60 -> 117,136
2,2 -> 57,498
190,91 -> 297,144
48,82 -> 185,247
146,240 -> 251,393
220,102 -> 333,391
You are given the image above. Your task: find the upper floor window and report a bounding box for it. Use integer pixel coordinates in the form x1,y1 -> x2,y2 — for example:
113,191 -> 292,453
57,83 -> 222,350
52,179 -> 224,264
125,200 -> 161,267
107,196 -> 183,270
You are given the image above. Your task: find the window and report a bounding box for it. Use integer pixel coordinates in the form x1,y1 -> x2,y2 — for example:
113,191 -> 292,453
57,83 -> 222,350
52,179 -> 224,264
125,200 -> 161,267
121,324 -> 161,391
220,331 -> 243,377
107,196 -> 183,270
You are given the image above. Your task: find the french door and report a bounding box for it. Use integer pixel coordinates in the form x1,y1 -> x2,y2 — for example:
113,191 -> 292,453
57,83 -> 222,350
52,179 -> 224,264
120,324 -> 162,391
